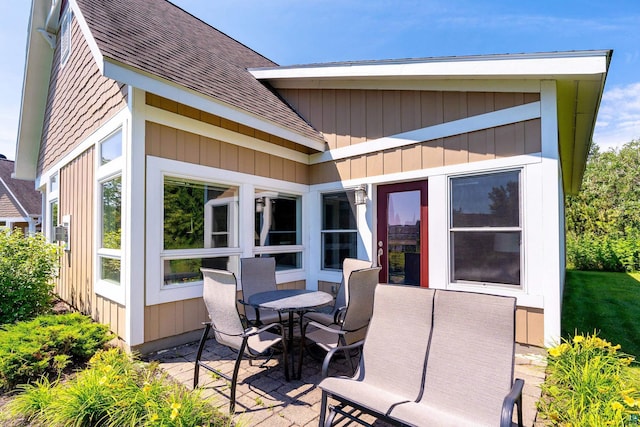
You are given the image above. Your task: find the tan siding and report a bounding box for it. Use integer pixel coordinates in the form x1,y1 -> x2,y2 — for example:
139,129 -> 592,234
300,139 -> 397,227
516,307 -> 544,347
278,89 -> 540,151
39,15 -> 127,175
147,93 -> 317,155
54,149 -> 124,338
310,118 -> 541,184
0,190 -> 23,217
145,122 -> 310,185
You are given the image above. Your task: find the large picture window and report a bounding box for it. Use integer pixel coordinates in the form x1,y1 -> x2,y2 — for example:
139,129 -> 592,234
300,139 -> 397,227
321,191 -> 357,270
450,170 -> 521,286
254,190 -> 302,270
162,178 -> 239,285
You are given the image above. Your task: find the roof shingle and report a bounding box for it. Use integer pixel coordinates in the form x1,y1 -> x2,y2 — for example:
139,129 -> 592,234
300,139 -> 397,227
75,0 -> 324,146
0,159 -> 41,217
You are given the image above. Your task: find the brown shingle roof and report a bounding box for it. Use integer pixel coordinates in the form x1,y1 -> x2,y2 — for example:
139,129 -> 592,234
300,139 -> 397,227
74,0 -> 324,147
0,159 -> 41,217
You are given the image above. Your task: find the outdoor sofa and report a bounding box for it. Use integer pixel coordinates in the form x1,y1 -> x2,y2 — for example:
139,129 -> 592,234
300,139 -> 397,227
318,284 -> 524,427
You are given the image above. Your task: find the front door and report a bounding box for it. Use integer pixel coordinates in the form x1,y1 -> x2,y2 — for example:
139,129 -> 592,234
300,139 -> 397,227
376,181 -> 428,287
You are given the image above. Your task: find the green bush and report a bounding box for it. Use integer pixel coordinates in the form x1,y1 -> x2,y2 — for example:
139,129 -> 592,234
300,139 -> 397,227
2,348 -> 230,427
537,333 -> 640,426
566,231 -> 640,272
0,229 -> 61,324
0,312 -> 112,390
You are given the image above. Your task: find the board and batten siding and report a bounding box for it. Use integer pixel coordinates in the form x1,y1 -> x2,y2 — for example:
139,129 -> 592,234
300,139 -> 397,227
38,13 -> 128,176
56,148 -> 125,338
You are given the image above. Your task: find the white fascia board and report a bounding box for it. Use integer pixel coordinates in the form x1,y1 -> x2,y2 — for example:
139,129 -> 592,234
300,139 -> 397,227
102,60 -> 326,152
69,0 -> 104,74
251,52 -> 609,81
268,78 -> 541,93
310,101 -> 541,164
14,0 -> 56,180
146,105 -> 310,165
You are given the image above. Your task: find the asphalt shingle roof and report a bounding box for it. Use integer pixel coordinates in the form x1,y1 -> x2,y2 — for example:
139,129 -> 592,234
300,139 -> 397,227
0,159 -> 41,216
75,0 -> 324,146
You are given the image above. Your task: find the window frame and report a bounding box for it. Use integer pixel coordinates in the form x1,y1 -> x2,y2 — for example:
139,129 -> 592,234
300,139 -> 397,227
94,128 -> 125,304
146,156 -> 308,305
320,190 -> 358,271
448,169 -> 524,289
60,7 -> 72,67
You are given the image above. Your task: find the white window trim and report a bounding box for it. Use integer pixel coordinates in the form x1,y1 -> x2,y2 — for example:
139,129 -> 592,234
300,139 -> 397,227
94,127 -> 125,305
447,169 -> 524,290
146,156 -> 308,305
46,173 -> 59,243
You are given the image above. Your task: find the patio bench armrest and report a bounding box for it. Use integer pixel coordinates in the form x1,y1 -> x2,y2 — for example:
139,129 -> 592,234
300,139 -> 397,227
501,378 -> 525,427
333,306 -> 346,324
321,340 -> 365,378
306,320 -> 347,335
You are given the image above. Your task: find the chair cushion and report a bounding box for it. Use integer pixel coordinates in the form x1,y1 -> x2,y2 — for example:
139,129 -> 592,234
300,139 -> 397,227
304,310 -> 336,326
389,401 -> 495,427
247,329 -> 282,355
319,377 -> 410,416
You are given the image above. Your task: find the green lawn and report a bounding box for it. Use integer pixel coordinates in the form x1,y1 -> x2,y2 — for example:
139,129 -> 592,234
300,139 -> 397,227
562,270 -> 640,357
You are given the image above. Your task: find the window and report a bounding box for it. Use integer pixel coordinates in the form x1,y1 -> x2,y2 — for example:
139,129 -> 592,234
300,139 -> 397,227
60,8 -> 72,67
254,190 -> 302,270
321,191 -> 357,270
48,173 -> 59,242
95,128 -> 125,303
100,131 -> 122,165
449,170 -> 521,286
99,176 -> 122,284
163,178 -> 239,285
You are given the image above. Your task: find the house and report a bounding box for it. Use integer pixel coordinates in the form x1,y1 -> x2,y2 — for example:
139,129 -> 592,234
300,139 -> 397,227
0,157 -> 41,234
14,0 -> 611,352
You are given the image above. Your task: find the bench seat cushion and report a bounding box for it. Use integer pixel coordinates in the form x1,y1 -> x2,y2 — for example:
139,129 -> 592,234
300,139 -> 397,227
319,377 -> 411,416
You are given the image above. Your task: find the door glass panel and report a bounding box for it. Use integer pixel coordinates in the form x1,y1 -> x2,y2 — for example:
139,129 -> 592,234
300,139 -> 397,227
387,190 -> 421,285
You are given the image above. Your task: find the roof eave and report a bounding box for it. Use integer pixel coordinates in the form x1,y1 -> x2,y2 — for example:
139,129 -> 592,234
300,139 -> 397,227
103,58 -> 326,152
14,0 -> 58,181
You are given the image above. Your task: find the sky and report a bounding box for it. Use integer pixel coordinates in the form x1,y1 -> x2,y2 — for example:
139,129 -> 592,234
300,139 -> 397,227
0,0 -> 639,160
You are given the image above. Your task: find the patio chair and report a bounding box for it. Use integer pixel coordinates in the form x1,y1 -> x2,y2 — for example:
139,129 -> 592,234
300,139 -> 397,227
239,257 -> 282,325
298,266 -> 381,377
387,290 -> 523,426
194,268 -> 288,414
318,284 -> 435,426
304,258 -> 372,326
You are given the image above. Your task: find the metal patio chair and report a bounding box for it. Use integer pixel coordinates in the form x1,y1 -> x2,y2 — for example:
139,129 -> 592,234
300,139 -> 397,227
304,258 -> 372,326
239,257 -> 282,325
299,266 -> 380,377
194,268 -> 288,413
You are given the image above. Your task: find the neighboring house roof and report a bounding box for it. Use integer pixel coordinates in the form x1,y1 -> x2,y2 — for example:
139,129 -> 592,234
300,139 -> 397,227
251,50 -> 612,194
0,159 -> 41,218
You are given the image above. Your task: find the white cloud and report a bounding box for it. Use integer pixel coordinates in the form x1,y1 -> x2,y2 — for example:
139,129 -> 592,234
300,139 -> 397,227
594,82 -> 640,151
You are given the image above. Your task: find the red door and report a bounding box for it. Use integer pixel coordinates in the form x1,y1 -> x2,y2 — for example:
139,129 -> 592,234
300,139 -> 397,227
376,181 -> 428,287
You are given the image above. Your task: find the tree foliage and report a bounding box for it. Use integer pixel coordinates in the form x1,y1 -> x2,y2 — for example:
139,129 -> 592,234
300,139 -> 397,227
566,140 -> 640,271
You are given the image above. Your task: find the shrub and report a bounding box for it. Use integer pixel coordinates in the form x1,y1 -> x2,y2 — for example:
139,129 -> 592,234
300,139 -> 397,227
537,333 -> 640,426
0,312 -> 112,390
0,229 -> 61,324
567,231 -> 640,272
2,348 -> 230,427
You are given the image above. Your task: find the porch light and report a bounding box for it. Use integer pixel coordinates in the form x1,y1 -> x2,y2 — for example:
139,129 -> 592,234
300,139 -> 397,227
354,184 -> 367,205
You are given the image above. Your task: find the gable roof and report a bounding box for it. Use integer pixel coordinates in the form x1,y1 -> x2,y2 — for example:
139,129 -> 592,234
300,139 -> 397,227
0,159 -> 41,217
15,0 -> 325,179
74,0 -> 324,146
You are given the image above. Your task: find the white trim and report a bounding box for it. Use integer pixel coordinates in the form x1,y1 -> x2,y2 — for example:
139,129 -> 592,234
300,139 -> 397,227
0,177 -> 31,218
36,109 -> 130,189
250,52 -> 610,81
263,79 -> 542,93
146,156 -> 308,305
68,0 -> 104,75
102,59 -> 325,152
310,102 -> 541,164
126,87 -> 146,345
93,121 -> 128,306
145,105 -> 310,164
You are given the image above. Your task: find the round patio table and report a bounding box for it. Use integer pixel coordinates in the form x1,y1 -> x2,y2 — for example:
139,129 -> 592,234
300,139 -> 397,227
248,289 -> 333,380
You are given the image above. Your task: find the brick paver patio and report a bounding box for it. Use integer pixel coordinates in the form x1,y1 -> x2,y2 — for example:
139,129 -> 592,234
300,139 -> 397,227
149,339 -> 546,426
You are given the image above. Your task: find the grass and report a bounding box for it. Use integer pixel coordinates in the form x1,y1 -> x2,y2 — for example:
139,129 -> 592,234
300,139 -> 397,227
562,270 -> 640,357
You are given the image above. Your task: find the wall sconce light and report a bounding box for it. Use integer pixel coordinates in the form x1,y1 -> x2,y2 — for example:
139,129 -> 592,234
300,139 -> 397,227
354,184 -> 368,205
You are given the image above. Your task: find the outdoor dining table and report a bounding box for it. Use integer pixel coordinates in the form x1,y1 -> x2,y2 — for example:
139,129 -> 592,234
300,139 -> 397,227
247,289 -> 333,380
